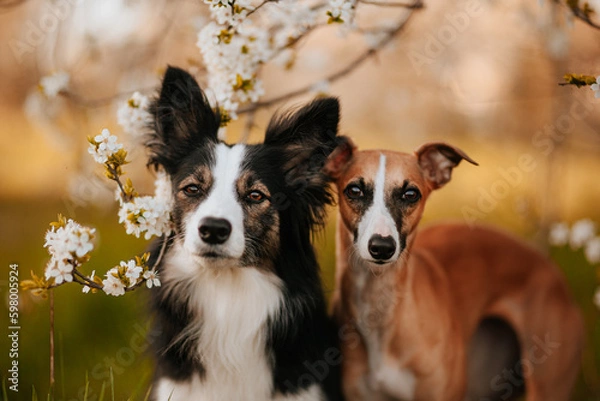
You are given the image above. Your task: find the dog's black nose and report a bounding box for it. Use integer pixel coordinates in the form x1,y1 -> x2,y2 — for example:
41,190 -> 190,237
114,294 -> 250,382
368,235 -> 396,261
199,218 -> 232,245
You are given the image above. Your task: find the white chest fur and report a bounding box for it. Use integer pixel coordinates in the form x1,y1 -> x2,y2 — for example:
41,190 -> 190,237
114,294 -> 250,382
155,246 -> 326,401
350,262 -> 416,400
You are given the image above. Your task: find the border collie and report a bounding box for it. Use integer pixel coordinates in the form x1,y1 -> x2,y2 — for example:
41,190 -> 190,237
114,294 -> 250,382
145,67 -> 344,401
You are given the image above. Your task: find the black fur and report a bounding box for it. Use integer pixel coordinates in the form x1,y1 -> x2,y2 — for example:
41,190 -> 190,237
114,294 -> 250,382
146,66 -> 344,400
146,66 -> 221,174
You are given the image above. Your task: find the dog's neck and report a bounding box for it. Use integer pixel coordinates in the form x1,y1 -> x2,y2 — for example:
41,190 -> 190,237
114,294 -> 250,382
339,223 -> 415,332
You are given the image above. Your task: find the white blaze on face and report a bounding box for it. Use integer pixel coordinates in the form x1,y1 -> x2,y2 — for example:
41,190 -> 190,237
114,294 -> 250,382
184,143 -> 246,258
356,153 -> 401,263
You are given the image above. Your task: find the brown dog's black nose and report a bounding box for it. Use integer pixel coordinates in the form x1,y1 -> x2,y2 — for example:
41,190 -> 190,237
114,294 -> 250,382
368,235 -> 396,261
199,218 -> 232,245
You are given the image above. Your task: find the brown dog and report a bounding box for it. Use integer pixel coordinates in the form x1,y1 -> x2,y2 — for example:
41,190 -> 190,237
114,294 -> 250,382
325,138 -> 584,401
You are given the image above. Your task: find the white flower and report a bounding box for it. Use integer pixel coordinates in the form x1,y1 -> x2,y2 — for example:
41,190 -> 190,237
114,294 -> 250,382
154,170 -> 174,210
548,222 -> 569,246
43,219 -> 95,284
122,260 -> 143,284
82,270 -> 95,293
45,259 -> 74,285
39,71 -> 70,99
117,92 -> 152,137
88,128 -> 124,164
143,269 -> 161,288
310,80 -> 330,95
196,0 -> 319,119
327,0 -> 357,30
102,269 -> 126,296
118,195 -> 173,240
584,237 -> 600,265
594,287 -> 600,310
570,219 -> 596,249
591,76 -> 600,99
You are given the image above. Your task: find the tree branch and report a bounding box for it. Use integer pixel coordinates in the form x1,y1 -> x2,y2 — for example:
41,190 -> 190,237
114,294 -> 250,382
571,7 -> 600,29
246,0 -> 278,17
358,0 -> 424,9
238,1 -> 422,114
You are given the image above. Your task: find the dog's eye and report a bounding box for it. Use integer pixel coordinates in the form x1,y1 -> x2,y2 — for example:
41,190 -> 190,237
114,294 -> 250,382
182,184 -> 201,196
246,190 -> 266,204
402,188 -> 421,203
345,184 -> 364,200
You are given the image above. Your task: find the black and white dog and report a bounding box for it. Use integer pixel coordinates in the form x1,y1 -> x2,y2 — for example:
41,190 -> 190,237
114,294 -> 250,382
145,67 -> 344,401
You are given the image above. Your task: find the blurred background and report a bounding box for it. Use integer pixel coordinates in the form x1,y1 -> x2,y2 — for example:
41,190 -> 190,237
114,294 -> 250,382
0,0 -> 599,399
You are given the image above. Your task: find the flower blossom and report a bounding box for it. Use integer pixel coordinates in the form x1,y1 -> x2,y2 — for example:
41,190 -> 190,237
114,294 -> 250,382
88,128 -> 124,164
117,92 -> 152,137
154,170 -> 174,210
122,259 -> 144,284
548,222 -> 569,247
39,71 -> 70,99
143,269 -> 161,288
197,0 -> 319,119
584,237 -> 600,265
44,219 -> 95,284
45,260 -> 74,285
591,76 -> 600,99
569,219 -> 596,249
118,195 -> 173,240
326,0 -> 357,27
102,270 -> 126,296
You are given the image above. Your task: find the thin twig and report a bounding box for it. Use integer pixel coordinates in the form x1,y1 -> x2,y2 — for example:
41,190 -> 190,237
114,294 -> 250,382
246,0 -> 277,17
239,2 -> 422,113
151,235 -> 170,271
61,86 -> 156,109
73,269 -> 103,290
571,8 -> 600,29
106,164 -> 135,203
49,291 -> 55,393
359,0 -> 424,8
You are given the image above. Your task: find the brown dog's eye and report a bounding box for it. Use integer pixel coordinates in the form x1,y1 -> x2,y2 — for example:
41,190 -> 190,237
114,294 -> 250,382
247,190 -> 266,204
402,188 -> 421,203
345,184 -> 364,200
182,184 -> 201,196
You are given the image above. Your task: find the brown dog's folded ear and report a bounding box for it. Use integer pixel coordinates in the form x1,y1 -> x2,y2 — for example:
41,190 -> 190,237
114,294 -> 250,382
416,142 -> 478,189
323,136 -> 356,179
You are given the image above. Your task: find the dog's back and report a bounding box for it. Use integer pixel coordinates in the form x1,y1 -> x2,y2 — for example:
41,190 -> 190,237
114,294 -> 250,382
413,223 -> 584,400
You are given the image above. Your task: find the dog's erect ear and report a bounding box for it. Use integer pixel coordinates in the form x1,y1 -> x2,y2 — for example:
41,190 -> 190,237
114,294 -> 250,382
323,136 -> 356,179
264,97 -> 340,148
146,66 -> 220,172
264,97 -> 341,177
416,142 -> 478,189
264,97 -> 341,224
